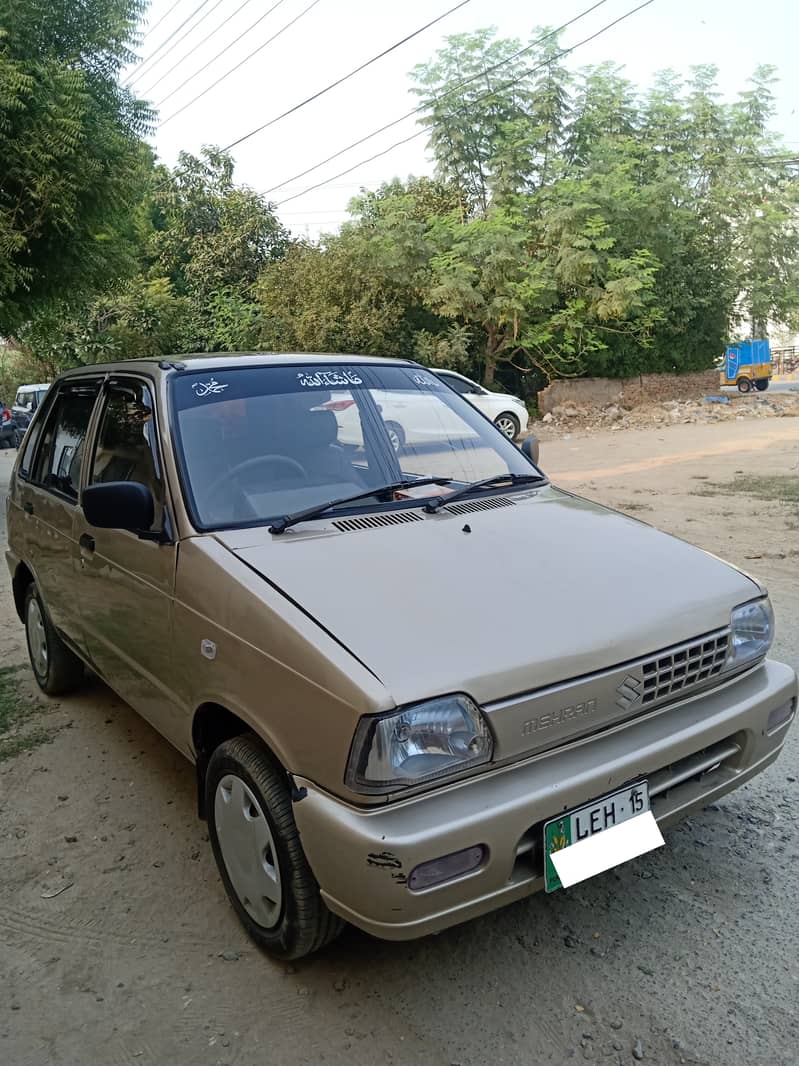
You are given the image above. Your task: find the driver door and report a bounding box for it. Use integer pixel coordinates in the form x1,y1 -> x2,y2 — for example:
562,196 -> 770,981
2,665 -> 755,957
76,378 -> 184,749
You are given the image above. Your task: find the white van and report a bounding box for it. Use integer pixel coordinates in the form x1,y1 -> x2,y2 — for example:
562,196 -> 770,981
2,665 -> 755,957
13,383 -> 51,429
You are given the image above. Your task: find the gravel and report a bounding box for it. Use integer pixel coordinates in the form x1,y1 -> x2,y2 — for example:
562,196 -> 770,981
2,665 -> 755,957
1,423 -> 797,1066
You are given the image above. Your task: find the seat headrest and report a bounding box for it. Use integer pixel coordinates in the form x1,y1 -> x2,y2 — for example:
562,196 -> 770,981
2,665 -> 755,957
304,410 -> 340,447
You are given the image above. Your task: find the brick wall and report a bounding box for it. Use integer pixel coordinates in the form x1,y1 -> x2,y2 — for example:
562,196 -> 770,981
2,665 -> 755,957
538,370 -> 720,414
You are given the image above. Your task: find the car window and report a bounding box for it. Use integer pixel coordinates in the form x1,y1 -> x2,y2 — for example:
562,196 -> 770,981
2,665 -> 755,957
30,383 -> 100,500
439,374 -> 474,396
90,382 -> 165,532
18,417 -> 42,478
172,364 -> 536,530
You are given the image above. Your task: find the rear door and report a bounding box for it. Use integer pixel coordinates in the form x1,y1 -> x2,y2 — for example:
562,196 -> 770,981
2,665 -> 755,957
76,377 -> 184,748
20,379 -> 102,652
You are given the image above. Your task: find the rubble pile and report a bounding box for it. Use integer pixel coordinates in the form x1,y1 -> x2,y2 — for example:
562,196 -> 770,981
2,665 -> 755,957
536,390 -> 799,437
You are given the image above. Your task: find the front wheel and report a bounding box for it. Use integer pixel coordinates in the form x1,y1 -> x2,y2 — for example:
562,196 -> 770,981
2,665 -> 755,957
206,735 -> 344,959
754,379 -> 769,392
494,412 -> 521,440
737,377 -> 752,393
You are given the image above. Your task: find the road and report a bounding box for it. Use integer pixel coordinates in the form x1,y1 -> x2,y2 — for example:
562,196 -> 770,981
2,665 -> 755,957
1,418 -> 798,1066
721,380 -> 799,394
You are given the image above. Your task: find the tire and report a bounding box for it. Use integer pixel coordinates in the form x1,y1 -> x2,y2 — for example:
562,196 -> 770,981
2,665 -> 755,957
13,428 -> 23,449
384,421 -> 405,454
24,584 -> 85,696
494,412 -> 521,440
737,377 -> 752,393
754,379 -> 769,392
206,734 -> 344,960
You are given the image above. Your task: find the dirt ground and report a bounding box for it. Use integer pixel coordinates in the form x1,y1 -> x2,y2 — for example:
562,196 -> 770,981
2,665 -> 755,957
1,417 -> 798,1066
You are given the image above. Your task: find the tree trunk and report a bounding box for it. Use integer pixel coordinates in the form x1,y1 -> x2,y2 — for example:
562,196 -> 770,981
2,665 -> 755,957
483,328 -> 498,386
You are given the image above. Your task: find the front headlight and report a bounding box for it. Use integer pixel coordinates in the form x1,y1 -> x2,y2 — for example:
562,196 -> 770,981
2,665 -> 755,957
345,694 -> 493,794
727,597 -> 774,670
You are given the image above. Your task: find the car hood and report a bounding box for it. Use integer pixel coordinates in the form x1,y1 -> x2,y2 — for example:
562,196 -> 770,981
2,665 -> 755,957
215,486 -> 759,708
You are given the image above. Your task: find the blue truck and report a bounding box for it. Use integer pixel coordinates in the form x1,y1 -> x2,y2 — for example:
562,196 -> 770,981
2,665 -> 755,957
720,340 -> 772,392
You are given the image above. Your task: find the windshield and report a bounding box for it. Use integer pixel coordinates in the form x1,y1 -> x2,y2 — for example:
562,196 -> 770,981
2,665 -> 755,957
172,363 -> 537,530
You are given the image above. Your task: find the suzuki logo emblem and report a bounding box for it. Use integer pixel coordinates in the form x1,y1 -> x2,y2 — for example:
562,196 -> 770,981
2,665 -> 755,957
616,674 -> 642,710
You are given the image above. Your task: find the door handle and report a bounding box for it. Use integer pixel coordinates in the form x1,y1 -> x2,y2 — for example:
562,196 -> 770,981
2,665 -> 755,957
79,533 -> 95,554
23,501 -> 33,515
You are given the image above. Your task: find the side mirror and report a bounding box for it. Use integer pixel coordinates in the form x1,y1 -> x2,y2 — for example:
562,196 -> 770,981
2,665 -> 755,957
521,434 -> 540,466
82,482 -> 155,534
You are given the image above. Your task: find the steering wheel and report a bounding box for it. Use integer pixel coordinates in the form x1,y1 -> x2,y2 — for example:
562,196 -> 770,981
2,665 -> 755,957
205,454 -> 308,506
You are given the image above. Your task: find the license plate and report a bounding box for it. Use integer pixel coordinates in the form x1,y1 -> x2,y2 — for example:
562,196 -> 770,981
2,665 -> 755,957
544,781 -> 649,892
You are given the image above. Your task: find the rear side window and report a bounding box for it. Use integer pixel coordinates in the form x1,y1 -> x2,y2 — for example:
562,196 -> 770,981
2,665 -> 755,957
439,374 -> 473,396
31,383 -> 100,500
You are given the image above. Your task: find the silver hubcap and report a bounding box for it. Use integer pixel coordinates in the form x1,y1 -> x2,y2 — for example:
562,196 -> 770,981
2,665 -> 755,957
27,597 -> 48,678
388,428 -> 401,452
214,775 -> 282,929
496,416 -> 517,438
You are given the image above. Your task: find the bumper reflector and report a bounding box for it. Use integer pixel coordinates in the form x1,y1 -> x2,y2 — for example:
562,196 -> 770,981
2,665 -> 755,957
408,845 -> 486,892
767,699 -> 795,734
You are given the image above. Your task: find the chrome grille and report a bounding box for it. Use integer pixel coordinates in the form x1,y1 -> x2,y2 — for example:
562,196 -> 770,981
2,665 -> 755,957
641,631 -> 730,705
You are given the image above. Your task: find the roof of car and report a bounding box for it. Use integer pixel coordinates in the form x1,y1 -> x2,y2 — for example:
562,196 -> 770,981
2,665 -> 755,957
57,352 -> 416,378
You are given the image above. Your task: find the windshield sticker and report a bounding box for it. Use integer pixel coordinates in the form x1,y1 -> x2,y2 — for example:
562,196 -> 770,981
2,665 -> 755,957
297,370 -> 363,388
411,373 -> 440,387
192,378 -> 229,397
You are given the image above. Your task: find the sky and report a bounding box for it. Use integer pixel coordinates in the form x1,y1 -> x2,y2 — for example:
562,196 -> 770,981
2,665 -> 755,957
125,0 -> 799,238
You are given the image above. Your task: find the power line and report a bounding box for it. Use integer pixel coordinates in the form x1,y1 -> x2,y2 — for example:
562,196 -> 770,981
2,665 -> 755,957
152,0 -> 291,108
262,0 -> 612,198
278,209 -> 355,215
277,180 -> 384,193
218,0 -> 472,151
142,0 -> 186,41
159,0 -> 320,124
135,0 -> 230,93
138,0 -> 258,97
274,0 -> 658,206
126,0 -> 217,86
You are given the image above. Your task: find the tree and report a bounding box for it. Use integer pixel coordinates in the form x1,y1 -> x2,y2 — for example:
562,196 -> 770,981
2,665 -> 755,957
14,148 -> 290,369
0,0 -> 152,333
256,231 -> 415,357
410,30 -> 539,215
149,149 -> 289,301
726,68 -> 799,337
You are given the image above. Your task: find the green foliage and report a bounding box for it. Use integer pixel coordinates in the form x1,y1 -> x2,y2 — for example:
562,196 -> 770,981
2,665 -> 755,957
0,0 -> 153,333
149,148 -> 289,304
15,149 -> 289,368
8,23 -> 798,399
256,231 -> 415,356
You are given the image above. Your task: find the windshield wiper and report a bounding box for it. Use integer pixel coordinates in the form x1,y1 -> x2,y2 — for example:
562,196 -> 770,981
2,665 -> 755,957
269,478 -> 453,534
423,472 -> 547,514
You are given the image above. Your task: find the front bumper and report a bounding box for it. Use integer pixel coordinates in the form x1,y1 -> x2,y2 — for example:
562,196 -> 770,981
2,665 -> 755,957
293,659 -> 797,941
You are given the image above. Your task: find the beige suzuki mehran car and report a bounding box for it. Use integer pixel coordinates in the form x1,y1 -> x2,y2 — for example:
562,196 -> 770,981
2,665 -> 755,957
6,354 -> 797,959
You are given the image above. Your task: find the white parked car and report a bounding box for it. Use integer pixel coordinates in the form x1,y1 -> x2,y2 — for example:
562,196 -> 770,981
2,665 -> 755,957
12,383 -> 51,430
433,370 -> 529,440
322,369 -> 530,453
